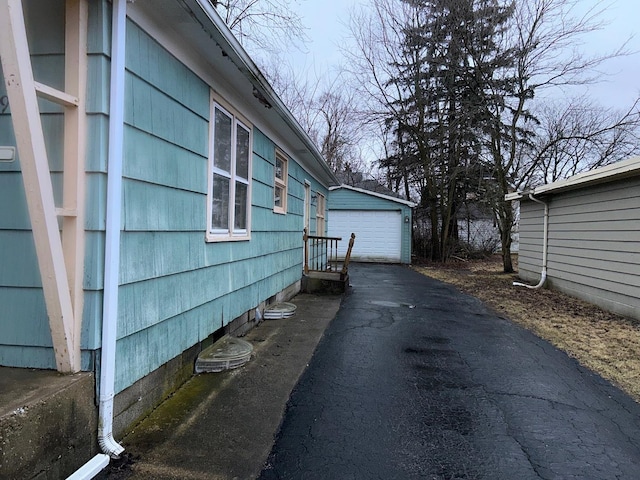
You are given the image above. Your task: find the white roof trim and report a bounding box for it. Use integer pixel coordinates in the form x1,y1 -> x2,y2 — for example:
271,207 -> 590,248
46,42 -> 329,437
330,184 -> 416,207
506,156 -> 640,201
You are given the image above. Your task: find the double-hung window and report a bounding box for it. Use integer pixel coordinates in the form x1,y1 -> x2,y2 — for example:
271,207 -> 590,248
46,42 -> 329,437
274,151 -> 288,214
207,99 -> 252,241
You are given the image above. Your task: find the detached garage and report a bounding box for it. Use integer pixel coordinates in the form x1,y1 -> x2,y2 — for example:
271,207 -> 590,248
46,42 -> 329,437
328,185 -> 415,264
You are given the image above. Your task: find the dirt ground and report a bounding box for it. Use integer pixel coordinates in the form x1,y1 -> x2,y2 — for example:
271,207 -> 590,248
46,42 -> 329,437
414,255 -> 640,402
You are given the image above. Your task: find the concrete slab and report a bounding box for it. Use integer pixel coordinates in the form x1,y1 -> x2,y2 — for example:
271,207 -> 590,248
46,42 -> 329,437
102,292 -> 343,480
0,368 -> 97,479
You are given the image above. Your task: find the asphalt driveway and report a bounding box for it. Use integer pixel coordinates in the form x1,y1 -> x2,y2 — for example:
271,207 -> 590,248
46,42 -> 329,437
260,263 -> 640,480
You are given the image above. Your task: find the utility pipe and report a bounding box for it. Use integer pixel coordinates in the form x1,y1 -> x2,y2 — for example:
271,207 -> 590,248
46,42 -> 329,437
66,0 -> 126,478
513,194 -> 548,290
97,0 -> 127,460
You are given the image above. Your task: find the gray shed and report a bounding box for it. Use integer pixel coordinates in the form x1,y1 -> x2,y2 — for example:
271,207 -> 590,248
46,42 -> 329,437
506,157 -> 640,321
328,185 -> 415,264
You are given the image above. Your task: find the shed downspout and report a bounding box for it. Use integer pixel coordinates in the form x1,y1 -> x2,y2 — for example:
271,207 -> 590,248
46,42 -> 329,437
97,0 -> 127,459
513,194 -> 548,290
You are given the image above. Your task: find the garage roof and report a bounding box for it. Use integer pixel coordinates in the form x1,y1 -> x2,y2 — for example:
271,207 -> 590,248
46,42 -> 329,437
330,185 -> 416,207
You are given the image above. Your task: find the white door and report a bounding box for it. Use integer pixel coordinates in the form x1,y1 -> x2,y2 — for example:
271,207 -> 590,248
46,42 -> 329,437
328,210 -> 402,263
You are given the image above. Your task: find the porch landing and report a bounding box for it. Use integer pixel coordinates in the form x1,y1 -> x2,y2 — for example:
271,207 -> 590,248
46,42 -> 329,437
0,367 -> 98,479
302,271 -> 350,294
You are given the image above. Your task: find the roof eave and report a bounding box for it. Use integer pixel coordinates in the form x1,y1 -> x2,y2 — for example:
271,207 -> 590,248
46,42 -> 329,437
505,156 -> 640,201
186,0 -> 339,186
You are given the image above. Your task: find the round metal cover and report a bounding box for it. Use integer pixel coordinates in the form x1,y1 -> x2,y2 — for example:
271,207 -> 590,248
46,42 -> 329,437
263,302 -> 297,319
195,335 -> 253,373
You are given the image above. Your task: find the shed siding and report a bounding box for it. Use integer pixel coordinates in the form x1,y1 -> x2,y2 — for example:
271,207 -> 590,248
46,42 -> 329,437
518,176 -> 640,320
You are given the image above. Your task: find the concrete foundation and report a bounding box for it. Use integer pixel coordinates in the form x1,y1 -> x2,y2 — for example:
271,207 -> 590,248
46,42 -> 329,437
0,370 -> 98,480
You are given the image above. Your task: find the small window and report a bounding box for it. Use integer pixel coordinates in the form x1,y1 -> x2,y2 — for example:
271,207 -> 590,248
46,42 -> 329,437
316,192 -> 326,235
207,98 -> 252,241
274,151 -> 288,213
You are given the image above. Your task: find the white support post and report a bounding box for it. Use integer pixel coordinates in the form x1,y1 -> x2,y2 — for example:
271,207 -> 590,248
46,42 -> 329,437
62,0 -> 89,372
0,0 -> 77,372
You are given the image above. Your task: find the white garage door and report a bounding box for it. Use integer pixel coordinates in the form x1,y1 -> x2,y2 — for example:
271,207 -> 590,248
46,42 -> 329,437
328,210 -> 402,263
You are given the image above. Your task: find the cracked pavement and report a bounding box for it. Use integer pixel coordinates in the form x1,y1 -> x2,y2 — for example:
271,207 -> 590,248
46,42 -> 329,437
259,263 -> 640,480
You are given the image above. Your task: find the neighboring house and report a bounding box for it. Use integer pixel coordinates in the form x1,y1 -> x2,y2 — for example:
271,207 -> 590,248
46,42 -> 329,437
328,185 -> 415,264
506,157 -> 640,321
457,202 -> 501,253
0,0 -> 336,476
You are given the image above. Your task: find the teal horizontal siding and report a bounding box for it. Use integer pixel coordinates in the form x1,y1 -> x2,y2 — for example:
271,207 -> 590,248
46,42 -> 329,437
253,156 -> 275,185
84,231 -> 105,290
124,74 -> 208,156
86,55 -> 111,115
253,128 -> 276,164
122,179 -> 205,231
0,116 -> 17,152
124,126 -> 207,193
87,0 -> 111,56
23,0 -> 64,54
86,114 -> 109,172
0,173 -> 31,229
0,231 -> 40,287
329,189 -> 406,211
126,21 -> 210,120
0,288 -> 50,346
82,291 -> 103,350
32,56 -> 65,102
0,345 -> 56,370
85,172 -> 107,230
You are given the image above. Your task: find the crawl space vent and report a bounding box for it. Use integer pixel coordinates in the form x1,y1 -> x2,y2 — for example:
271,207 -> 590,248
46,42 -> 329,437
263,302 -> 297,320
195,335 -> 253,373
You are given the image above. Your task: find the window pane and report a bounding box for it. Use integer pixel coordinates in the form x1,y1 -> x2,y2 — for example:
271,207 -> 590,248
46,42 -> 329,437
214,108 -> 232,172
212,174 -> 230,230
274,186 -> 282,208
234,182 -> 247,230
275,156 -> 284,180
236,125 -> 250,179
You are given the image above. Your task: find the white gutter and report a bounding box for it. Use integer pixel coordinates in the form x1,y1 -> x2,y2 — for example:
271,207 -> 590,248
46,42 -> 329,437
513,194 -> 548,290
66,0 -> 126,477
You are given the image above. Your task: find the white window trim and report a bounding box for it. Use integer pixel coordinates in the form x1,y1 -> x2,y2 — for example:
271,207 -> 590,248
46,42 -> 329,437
274,150 -> 288,214
206,92 -> 252,242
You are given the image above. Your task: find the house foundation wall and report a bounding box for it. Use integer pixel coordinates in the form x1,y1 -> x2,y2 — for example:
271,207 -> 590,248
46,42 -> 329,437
112,279 -> 301,438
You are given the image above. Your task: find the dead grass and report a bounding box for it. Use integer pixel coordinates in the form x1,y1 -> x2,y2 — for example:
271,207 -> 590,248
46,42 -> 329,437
414,255 -> 640,402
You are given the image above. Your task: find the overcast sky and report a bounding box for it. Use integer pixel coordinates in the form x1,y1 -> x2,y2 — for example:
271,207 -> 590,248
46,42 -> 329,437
291,0 -> 640,111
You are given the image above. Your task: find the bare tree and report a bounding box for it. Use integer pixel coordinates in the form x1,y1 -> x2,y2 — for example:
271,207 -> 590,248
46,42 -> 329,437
486,0 -> 639,272
530,97 -> 640,184
213,0 -> 308,61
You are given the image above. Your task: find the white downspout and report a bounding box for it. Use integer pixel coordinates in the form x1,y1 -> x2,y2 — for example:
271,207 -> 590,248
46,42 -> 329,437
513,194 -> 548,290
67,0 -> 127,480
97,0 -> 127,459
67,1 -> 126,478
